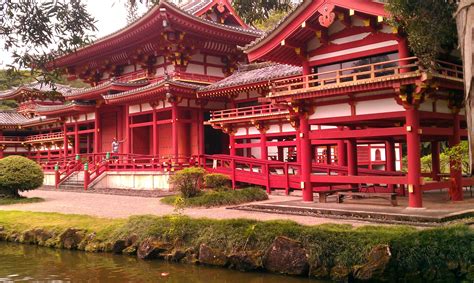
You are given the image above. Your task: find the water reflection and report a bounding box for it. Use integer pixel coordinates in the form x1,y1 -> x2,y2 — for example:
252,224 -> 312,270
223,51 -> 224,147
0,242 -> 321,282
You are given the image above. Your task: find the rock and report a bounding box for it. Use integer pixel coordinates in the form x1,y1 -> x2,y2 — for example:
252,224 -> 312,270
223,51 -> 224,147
21,230 -> 37,244
0,231 -> 7,241
309,260 -> 329,279
198,244 -> 228,266
122,245 -> 138,255
137,238 -> 172,260
8,232 -> 20,242
0,226 -> 4,231
21,229 -> 53,245
112,240 -> 127,254
164,249 -> 187,262
228,251 -> 262,271
263,236 -> 309,275
353,244 -> 391,281
59,228 -> 86,249
180,248 -> 199,264
125,234 -> 138,246
330,265 -> 352,281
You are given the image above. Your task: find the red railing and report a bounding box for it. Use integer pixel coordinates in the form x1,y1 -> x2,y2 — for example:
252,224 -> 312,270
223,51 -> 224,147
116,69 -> 149,82
25,132 -> 64,142
270,57 -> 463,97
173,71 -> 223,84
55,159 -> 83,189
0,136 -> 25,142
210,104 -> 289,121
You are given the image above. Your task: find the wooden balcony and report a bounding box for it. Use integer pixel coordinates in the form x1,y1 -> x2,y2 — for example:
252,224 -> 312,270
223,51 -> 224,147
25,132 -> 64,143
209,104 -> 289,124
269,57 -> 463,99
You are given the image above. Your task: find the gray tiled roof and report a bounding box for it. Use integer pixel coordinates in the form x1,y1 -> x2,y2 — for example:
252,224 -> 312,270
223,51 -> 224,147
0,82 -> 78,99
199,63 -> 302,92
63,79 -> 149,97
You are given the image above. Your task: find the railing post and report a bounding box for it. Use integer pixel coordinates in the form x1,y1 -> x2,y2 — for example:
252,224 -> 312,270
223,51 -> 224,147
231,159 -> 236,190
84,162 -> 90,191
285,163 -> 290,195
266,164 -> 271,194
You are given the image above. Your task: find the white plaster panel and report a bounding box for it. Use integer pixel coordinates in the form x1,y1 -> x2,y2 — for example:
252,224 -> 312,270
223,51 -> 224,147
207,66 -> 224,77
371,148 -> 386,161
163,100 -> 172,108
235,127 -> 247,136
129,104 -> 141,114
356,98 -> 404,115
267,124 -> 280,134
310,104 -> 351,119
328,21 -> 345,35
331,33 -> 371,45
248,127 -> 259,135
306,37 -> 321,52
156,56 -> 165,65
320,125 -> 337,130
77,114 -> 86,122
436,99 -> 451,114
156,67 -> 165,76
187,63 -> 205,75
419,98 -> 434,112
191,53 -> 204,62
310,125 -> 319,131
141,103 -> 152,112
309,41 -> 398,61
281,123 -> 295,132
206,55 -> 223,65
87,112 -> 96,120
43,173 -> 55,186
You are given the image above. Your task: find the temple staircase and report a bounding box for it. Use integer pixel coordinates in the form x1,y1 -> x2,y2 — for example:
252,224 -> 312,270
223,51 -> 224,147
58,171 -> 85,190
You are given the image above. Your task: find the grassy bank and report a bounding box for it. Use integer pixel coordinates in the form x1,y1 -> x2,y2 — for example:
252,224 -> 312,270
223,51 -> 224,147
160,187 -> 268,207
0,197 -> 43,206
0,211 -> 472,282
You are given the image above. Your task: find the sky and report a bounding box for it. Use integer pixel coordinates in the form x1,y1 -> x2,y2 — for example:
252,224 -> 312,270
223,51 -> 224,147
0,0 -> 148,68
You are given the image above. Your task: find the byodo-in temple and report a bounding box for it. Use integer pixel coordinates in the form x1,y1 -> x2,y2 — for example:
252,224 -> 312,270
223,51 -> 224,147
0,0 -> 470,208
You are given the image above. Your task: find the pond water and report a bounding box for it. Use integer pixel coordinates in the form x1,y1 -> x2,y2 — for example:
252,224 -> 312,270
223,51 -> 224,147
0,242 -> 324,282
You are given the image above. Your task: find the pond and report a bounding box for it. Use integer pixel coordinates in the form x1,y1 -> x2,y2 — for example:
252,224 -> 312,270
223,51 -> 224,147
0,242 -> 324,282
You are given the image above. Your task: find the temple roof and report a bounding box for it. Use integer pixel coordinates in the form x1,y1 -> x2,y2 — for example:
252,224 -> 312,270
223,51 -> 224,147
103,78 -> 201,104
52,1 -> 261,69
0,82 -> 77,100
0,110 -> 57,127
244,0 -> 388,63
198,63 -> 302,96
63,80 -> 149,100
179,0 -> 215,14
35,102 -> 96,117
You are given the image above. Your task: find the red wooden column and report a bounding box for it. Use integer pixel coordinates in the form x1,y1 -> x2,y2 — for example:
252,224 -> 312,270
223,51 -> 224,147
449,113 -> 463,201
299,114 -> 313,202
94,109 -> 100,154
326,145 -> 332,164
260,130 -> 268,160
347,139 -> 358,181
406,107 -> 423,208
74,121 -> 79,155
337,140 -> 347,167
385,140 -> 396,191
431,141 -> 441,181
198,107 -> 205,157
172,103 -> 178,162
152,106 -> 157,157
124,106 -> 130,155
63,122 -> 68,160
229,133 -> 236,156
398,37 -> 410,73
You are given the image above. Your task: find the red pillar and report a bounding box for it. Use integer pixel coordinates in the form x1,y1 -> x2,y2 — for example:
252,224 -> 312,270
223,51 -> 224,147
406,108 -> 422,208
299,114 -> 313,202
124,106 -> 130,155
326,145 -> 332,164
347,139 -> 358,177
152,107 -> 157,156
260,131 -> 268,160
449,113 -> 463,201
172,103 -> 178,162
431,141 -> 441,181
94,109 -> 100,154
63,122 -> 68,160
385,140 -> 396,191
398,38 -> 410,73
198,108 -> 205,157
74,122 -> 79,155
229,134 -> 236,156
337,140 -> 347,167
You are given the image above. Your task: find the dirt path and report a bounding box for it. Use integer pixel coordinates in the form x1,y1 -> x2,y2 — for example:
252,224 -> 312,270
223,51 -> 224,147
0,190 -> 375,227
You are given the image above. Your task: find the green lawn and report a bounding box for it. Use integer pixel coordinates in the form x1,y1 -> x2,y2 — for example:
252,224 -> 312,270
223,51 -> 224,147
0,197 -> 44,206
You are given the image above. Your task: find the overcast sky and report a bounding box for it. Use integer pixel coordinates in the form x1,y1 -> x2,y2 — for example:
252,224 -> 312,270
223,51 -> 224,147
0,0 -> 147,68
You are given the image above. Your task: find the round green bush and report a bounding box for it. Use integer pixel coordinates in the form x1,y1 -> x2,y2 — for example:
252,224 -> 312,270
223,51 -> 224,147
204,173 -> 231,189
0,156 -> 44,197
170,167 -> 206,198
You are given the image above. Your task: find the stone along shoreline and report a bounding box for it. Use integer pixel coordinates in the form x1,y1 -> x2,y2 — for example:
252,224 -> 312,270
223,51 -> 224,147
0,211 -> 472,282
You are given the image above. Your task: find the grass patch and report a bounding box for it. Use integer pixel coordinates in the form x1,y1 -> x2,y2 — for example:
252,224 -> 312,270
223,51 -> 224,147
160,187 -> 268,207
0,197 -> 44,206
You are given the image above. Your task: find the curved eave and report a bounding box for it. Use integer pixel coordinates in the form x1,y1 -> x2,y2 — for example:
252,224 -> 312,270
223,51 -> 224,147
21,117 -> 61,128
198,81 -> 268,98
245,0 -> 388,63
52,2 -> 260,68
103,82 -> 198,105
65,82 -> 149,101
36,105 -> 96,117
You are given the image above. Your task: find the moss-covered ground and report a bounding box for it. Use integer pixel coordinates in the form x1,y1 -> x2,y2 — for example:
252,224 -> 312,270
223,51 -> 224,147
0,197 -> 43,206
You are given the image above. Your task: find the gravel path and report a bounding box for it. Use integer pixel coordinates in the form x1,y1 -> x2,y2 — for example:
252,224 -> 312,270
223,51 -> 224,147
0,190 -> 375,227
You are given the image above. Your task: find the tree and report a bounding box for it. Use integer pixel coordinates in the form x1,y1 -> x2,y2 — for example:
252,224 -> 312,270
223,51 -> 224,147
0,0 -> 97,84
386,0 -> 459,69
0,156 -> 44,198
455,0 -> 474,174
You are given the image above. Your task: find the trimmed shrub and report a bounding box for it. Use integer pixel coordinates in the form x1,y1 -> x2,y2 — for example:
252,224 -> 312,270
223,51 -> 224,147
204,173 -> 231,189
170,167 -> 206,198
161,187 -> 269,207
0,155 -> 44,197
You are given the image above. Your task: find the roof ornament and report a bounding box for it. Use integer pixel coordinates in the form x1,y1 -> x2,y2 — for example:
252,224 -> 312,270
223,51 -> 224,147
318,3 -> 336,28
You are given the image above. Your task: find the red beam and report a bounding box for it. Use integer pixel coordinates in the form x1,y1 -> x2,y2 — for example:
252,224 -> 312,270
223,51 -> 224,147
309,127 -> 406,140
311,175 -> 408,185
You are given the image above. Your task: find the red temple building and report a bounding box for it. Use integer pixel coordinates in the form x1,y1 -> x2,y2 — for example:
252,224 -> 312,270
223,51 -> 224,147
0,0 -> 470,208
